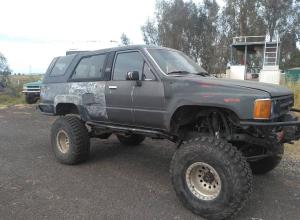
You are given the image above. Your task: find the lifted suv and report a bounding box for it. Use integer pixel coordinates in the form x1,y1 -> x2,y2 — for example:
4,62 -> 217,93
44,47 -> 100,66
39,45 -> 300,220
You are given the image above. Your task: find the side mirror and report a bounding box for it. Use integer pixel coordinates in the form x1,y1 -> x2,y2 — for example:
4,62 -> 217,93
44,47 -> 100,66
126,71 -> 139,81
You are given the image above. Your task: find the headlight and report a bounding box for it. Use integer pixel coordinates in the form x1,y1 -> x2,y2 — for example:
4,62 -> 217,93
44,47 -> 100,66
253,99 -> 272,119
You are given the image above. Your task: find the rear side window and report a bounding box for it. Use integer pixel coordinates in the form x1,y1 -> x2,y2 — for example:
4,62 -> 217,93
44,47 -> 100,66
72,54 -> 106,79
50,54 -> 75,76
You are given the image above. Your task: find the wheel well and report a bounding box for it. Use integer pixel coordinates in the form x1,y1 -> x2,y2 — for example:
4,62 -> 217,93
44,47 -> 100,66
170,105 -> 239,135
55,103 -> 79,115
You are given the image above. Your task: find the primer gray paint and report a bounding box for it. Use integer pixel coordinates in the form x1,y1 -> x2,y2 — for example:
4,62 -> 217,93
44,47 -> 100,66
43,81 -> 107,120
40,45 -> 295,131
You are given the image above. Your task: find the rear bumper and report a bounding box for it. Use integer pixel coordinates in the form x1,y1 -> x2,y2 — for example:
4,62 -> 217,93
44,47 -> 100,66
22,90 -> 40,99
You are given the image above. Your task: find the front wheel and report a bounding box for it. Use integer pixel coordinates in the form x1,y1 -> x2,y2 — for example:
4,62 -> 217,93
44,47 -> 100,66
170,137 -> 252,220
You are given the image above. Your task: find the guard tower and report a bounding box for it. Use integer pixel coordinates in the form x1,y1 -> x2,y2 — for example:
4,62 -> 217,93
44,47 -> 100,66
230,34 -> 281,84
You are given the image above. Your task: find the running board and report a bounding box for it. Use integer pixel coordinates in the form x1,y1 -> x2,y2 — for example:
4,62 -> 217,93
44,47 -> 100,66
87,121 -> 176,141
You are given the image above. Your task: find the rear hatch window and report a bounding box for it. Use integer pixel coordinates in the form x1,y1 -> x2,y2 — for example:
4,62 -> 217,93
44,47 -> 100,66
50,54 -> 76,76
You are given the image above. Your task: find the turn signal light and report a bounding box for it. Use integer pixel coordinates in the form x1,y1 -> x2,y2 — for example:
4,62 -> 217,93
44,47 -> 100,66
253,99 -> 272,119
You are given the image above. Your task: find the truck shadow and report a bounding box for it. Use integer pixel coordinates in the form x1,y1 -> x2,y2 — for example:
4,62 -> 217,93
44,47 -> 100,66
87,137 -> 176,174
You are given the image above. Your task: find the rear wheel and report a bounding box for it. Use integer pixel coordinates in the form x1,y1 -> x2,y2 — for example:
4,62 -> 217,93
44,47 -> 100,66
116,134 -> 145,146
170,137 -> 252,220
51,116 -> 90,165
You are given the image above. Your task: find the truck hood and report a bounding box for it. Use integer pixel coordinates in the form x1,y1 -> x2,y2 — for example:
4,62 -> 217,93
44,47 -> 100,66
24,81 -> 42,87
185,76 -> 293,97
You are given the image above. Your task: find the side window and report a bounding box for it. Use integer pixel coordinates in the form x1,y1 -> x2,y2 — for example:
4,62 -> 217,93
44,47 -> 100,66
142,62 -> 156,80
72,54 -> 106,79
113,51 -> 144,80
50,54 -> 75,76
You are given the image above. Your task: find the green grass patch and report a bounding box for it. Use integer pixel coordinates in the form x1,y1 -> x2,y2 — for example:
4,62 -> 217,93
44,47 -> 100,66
0,93 -> 25,108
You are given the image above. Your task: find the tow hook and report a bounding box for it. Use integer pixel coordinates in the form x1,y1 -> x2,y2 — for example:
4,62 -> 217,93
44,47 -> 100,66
277,130 -> 285,143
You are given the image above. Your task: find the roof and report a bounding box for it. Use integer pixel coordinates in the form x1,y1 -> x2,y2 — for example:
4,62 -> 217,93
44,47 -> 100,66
232,35 -> 281,47
24,81 -> 42,86
67,45 -> 168,56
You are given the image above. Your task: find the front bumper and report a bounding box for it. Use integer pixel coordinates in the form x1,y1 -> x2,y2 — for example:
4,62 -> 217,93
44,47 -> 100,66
22,90 -> 40,94
240,108 -> 300,143
240,108 -> 300,127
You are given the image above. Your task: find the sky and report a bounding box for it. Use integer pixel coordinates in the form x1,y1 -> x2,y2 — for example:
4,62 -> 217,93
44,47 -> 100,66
0,0 -> 224,74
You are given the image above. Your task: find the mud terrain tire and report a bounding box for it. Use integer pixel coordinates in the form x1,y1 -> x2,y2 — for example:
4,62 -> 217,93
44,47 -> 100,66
170,137 -> 252,220
25,94 -> 37,104
51,116 -> 90,165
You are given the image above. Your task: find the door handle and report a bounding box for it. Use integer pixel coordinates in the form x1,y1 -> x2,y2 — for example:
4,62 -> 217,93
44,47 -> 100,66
109,86 -> 117,89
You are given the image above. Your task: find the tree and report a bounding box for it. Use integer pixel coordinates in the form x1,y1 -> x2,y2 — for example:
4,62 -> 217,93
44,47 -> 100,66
285,49 -> 300,69
259,0 -> 295,41
0,52 -> 11,76
141,0 -> 220,73
120,33 -> 131,46
141,18 -> 160,45
257,0 -> 300,68
219,1 -> 266,69
141,0 -> 300,73
221,0 -> 265,37
222,0 -> 300,68
0,52 -> 12,87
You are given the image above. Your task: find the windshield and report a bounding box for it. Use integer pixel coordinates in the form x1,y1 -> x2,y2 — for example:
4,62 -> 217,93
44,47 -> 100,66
147,48 -> 207,75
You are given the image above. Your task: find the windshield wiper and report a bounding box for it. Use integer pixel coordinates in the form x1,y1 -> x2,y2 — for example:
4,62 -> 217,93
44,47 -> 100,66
167,70 -> 191,75
194,72 -> 210,77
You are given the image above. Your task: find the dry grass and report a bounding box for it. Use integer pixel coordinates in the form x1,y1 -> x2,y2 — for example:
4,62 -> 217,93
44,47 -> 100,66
0,94 -> 25,107
282,79 -> 300,108
0,74 -> 42,108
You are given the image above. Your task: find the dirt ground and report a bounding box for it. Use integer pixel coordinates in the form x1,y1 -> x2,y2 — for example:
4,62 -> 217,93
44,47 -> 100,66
0,105 -> 300,220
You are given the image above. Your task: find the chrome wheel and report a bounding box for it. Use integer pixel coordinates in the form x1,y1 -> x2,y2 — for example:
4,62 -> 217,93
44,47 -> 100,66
185,162 -> 221,201
56,130 -> 70,154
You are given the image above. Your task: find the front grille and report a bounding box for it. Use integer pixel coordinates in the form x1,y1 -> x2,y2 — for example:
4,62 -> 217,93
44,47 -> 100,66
273,95 -> 294,116
23,85 -> 40,93
26,87 -> 40,90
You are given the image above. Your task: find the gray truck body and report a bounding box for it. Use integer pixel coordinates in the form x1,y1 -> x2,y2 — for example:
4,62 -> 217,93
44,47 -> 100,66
39,45 -> 300,140
39,45 -> 300,220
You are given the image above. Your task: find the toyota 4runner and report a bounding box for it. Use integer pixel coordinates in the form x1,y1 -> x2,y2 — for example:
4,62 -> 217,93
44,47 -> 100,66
39,45 -> 300,220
